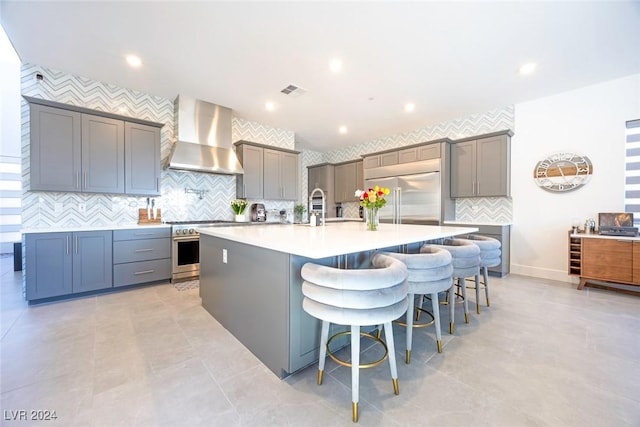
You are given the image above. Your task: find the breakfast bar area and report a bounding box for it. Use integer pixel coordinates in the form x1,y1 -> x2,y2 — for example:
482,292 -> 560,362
198,222 -> 476,377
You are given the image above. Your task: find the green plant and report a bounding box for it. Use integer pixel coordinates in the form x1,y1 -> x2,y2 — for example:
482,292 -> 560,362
231,199 -> 248,214
294,203 -> 306,215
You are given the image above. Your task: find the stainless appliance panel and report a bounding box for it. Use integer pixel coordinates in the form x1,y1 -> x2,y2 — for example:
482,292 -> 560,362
366,172 -> 441,225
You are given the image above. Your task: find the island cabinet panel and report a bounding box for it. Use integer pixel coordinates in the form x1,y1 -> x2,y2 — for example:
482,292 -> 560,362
582,238 -> 633,283
124,122 -> 161,196
200,235 -> 290,378
30,104 -> 82,192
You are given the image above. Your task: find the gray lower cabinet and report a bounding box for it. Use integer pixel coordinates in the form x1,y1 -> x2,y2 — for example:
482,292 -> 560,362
25,231 -> 113,301
112,228 -> 171,287
451,132 -> 511,198
453,223 -> 511,277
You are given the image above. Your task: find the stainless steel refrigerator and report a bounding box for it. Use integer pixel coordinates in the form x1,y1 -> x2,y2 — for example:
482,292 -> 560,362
365,171 -> 441,225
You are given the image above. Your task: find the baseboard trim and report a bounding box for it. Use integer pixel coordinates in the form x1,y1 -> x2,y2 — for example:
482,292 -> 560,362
510,264 -> 573,283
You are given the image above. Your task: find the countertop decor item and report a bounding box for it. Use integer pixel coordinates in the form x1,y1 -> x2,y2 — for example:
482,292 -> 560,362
356,186 -> 390,231
533,152 -> 593,192
231,199 -> 248,222
294,203 -> 306,223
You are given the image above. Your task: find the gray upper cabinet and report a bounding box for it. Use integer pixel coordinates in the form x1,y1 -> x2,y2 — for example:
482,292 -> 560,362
334,160 -> 363,202
236,144 -> 264,199
82,114 -> 125,194
264,148 -> 298,200
125,122 -> 161,195
25,230 -> 112,301
451,132 -> 511,198
30,104 -> 82,192
363,151 -> 398,169
236,141 -> 298,201
27,98 -> 163,196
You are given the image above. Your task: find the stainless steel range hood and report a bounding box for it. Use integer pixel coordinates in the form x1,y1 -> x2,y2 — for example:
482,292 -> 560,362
168,95 -> 243,175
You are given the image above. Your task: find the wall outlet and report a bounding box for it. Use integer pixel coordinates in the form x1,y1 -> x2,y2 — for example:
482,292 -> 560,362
223,249 -> 228,264
78,203 -> 86,213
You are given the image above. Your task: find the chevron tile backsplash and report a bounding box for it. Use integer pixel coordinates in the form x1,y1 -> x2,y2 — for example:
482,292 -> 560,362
21,63 -> 513,228
21,64 -> 298,228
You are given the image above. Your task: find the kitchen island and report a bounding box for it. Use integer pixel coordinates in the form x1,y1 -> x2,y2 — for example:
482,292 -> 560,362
198,222 -> 477,378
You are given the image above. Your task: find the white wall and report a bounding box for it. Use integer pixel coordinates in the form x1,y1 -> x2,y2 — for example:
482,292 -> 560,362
511,73 -> 640,281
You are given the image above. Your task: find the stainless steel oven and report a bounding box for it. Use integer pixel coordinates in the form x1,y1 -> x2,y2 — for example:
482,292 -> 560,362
168,220 -> 233,282
172,234 -> 200,281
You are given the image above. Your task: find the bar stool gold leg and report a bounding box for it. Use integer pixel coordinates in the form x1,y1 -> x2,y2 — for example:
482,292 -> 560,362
437,340 -> 442,353
352,402 -> 358,423
406,349 -> 411,364
450,321 -> 454,334
392,378 -> 399,395
317,370 -> 324,385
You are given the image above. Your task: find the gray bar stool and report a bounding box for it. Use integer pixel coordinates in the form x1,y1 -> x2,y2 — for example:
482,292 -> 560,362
301,253 -> 409,423
457,234 -> 501,309
382,248 -> 453,363
422,239 -> 480,333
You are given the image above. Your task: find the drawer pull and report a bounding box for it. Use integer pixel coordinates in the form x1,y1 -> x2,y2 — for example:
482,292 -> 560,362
134,269 -> 154,275
134,232 -> 154,236
135,248 -> 154,252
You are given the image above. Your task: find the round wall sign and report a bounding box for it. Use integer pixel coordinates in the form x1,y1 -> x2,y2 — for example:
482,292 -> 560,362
533,152 -> 593,192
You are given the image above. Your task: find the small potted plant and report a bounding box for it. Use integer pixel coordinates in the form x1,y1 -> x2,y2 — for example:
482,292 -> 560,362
294,203 -> 306,224
231,199 -> 248,222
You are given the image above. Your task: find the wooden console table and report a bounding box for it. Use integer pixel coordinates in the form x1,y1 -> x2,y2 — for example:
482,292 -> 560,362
568,232 -> 640,291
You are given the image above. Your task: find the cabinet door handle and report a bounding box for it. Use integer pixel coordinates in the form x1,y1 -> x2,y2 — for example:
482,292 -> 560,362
66,235 -> 70,255
135,248 -> 154,252
157,177 -> 160,192
477,181 -> 479,195
83,171 -> 87,189
74,235 -> 78,254
134,232 -> 154,236
75,172 -> 80,189
134,269 -> 154,275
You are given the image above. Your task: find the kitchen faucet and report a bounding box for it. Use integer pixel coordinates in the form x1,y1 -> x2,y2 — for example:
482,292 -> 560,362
309,187 -> 326,226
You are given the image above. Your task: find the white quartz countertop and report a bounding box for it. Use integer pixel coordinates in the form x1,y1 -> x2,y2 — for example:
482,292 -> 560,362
198,222 -> 478,259
21,224 -> 171,234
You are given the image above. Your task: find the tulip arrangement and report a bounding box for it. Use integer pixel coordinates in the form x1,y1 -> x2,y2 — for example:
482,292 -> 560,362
230,199 -> 248,215
355,186 -> 390,209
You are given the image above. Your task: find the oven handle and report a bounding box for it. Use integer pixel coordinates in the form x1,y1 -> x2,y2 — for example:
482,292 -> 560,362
173,236 -> 200,242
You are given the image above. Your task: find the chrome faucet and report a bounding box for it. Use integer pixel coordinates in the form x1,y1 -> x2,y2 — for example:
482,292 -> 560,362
309,187 -> 326,226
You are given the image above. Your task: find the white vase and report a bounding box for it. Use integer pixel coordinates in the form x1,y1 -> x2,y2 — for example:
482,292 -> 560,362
235,214 -> 245,222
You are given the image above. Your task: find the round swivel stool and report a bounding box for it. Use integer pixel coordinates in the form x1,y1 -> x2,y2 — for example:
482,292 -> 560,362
301,253 -> 408,423
422,239 -> 480,333
458,234 -> 501,310
382,248 -> 452,363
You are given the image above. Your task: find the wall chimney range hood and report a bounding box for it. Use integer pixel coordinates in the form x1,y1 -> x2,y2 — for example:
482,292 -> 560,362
168,95 -> 243,175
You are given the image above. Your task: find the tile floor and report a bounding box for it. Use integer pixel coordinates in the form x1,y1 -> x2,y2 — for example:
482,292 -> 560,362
1,254 -> 639,426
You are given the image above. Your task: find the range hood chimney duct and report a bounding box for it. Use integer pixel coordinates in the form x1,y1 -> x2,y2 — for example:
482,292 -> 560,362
168,95 -> 243,175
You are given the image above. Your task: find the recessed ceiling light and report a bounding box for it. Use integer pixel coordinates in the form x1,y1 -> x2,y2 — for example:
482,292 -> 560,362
126,54 -> 142,68
265,101 -> 275,111
404,103 -> 415,113
329,58 -> 342,73
339,126 -> 348,134
519,62 -> 537,76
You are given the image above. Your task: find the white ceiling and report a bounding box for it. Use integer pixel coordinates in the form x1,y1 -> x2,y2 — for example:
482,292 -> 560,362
2,1 -> 639,152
